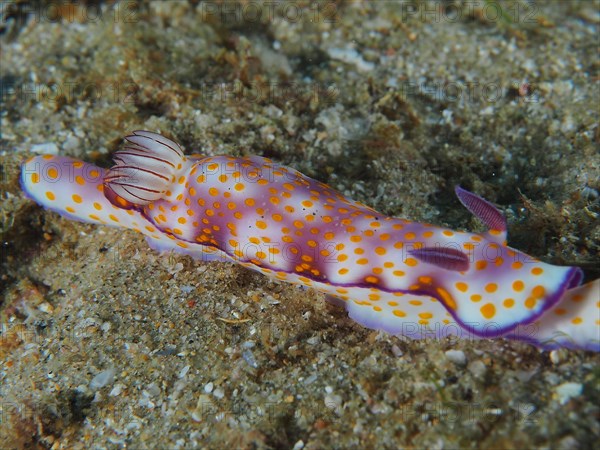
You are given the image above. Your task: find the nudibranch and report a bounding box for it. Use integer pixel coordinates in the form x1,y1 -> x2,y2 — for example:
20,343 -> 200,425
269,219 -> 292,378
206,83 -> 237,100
20,131 -> 600,351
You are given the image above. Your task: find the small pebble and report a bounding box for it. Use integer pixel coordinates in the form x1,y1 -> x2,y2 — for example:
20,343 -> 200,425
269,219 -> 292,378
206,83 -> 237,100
31,142 -> 59,154
549,349 -> 566,365
445,349 -> 467,366
467,360 -> 487,378
242,349 -> 259,368
179,365 -> 190,379
90,368 -> 115,390
391,344 -> 404,357
554,382 -> 582,405
109,384 -> 124,397
213,387 -> 225,399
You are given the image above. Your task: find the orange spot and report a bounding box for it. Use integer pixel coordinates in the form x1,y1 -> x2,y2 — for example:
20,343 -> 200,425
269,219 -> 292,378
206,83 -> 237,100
357,258 -> 369,265
437,288 -> 457,310
485,283 -> 497,293
374,247 -> 386,256
337,254 -> 348,262
365,276 -> 379,284
554,308 -> 567,316
524,297 -> 536,309
532,285 -> 545,298
47,167 -> 58,179
393,270 -> 405,277
470,294 -> 482,302
393,310 -> 407,318
512,280 -> 524,292
503,298 -> 515,308
455,282 -> 468,292
423,231 -> 434,238
109,214 -> 119,222
178,217 -> 187,224
405,258 -> 418,267
480,303 -> 496,319
419,312 -> 433,319
571,317 -> 583,325
443,230 -> 454,237
338,268 -> 349,275
31,173 -> 40,183
65,206 -> 75,213
531,267 -> 544,276
75,175 -> 85,185
475,260 -> 487,270
256,221 -> 267,230
45,191 -> 55,200
71,194 -> 82,203
404,232 -> 416,240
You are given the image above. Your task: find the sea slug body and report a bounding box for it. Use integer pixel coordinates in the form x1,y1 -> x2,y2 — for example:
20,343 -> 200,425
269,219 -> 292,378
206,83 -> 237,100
20,131 -> 600,351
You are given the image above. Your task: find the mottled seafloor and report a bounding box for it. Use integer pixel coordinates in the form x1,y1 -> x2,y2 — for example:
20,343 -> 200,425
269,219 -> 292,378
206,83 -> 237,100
1,1 -> 599,449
